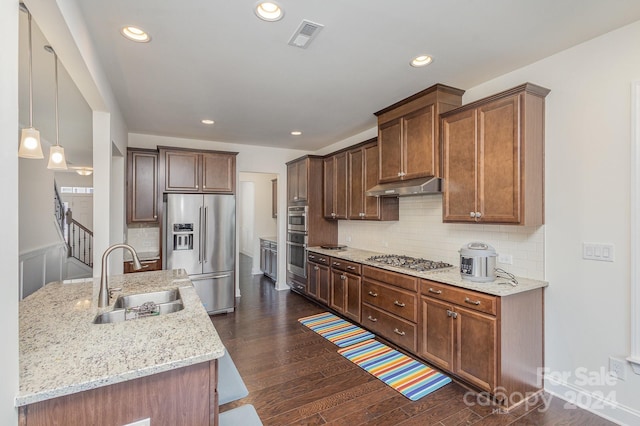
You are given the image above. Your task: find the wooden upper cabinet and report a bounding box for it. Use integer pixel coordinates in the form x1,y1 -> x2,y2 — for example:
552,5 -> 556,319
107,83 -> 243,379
160,147 -> 237,194
442,83 -> 549,225
348,140 -> 399,221
127,148 -> 159,224
287,158 -> 308,204
323,152 -> 348,219
201,152 -> 235,193
375,84 -> 464,184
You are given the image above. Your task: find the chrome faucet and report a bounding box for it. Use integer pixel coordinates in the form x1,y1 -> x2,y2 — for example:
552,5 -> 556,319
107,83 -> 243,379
98,243 -> 144,307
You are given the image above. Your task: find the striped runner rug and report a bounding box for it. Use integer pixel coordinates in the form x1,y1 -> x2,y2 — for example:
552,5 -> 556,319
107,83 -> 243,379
298,312 -> 375,348
338,339 -> 451,401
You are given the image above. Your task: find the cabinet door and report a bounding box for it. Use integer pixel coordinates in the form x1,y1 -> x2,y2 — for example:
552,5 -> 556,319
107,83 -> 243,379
127,150 -> 158,223
378,118 -> 402,183
307,262 -> 319,298
164,150 -> 200,192
403,104 -> 436,180
348,147 -> 364,219
288,160 -> 308,203
201,152 -> 235,193
260,244 -> 267,273
330,270 -> 346,313
334,152 -> 348,219
419,296 -> 454,371
442,109 -> 478,222
363,143 -> 383,219
296,160 -> 308,202
477,95 -> 521,223
269,247 -> 277,279
455,306 -> 497,392
323,156 -> 335,218
317,263 -> 330,305
345,273 -> 361,322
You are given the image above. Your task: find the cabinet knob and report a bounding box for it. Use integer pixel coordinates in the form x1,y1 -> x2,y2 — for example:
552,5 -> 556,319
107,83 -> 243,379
314,266 -> 319,271
393,300 -> 406,308
294,196 -> 298,200
367,315 -> 378,322
397,172 -> 402,177
393,328 -> 406,336
196,185 -> 199,189
476,212 -> 482,218
153,215 -> 157,219
340,275 -> 346,280
470,212 -> 476,218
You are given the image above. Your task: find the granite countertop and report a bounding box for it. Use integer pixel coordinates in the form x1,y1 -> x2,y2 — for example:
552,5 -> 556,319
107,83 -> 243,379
17,269 -> 225,407
260,236 -> 277,244
123,251 -> 160,261
307,246 -> 548,297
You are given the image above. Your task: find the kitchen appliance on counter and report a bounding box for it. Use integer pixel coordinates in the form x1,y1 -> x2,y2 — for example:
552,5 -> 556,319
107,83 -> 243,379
164,193 -> 236,314
459,242 -> 497,282
366,254 -> 453,272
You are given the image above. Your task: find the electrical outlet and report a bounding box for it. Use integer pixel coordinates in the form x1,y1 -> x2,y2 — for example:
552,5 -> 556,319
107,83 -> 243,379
497,253 -> 513,264
346,236 -> 352,243
609,357 -> 626,380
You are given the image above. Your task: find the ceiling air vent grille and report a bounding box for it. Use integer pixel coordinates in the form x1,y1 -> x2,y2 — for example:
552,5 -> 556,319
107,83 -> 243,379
288,20 -> 324,49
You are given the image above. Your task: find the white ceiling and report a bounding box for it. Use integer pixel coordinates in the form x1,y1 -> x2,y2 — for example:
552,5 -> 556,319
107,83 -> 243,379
23,0 -> 640,163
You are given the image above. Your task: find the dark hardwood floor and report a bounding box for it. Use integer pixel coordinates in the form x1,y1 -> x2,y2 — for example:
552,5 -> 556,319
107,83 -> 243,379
211,255 -> 615,425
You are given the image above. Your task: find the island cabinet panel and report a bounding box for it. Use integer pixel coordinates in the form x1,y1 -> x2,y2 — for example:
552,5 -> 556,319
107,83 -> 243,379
160,147 -> 237,194
375,84 -> 464,184
442,83 -> 549,225
19,360 -> 217,426
127,148 -> 159,224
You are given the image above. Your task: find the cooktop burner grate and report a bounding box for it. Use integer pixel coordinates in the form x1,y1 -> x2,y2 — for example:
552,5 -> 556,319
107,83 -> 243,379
366,254 -> 453,272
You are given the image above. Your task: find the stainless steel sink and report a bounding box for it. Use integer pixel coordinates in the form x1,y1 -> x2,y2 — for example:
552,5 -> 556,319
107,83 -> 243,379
113,288 -> 181,309
93,289 -> 184,324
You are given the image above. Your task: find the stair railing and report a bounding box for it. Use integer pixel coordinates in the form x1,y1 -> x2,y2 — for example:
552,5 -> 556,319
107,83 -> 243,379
66,209 -> 94,268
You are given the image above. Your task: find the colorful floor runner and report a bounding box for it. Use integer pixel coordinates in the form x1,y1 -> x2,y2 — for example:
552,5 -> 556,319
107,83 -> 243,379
298,312 -> 375,348
338,339 -> 451,401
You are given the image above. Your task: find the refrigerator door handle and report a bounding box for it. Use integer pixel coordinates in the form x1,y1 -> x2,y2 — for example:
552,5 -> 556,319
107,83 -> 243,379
203,206 -> 208,263
198,206 -> 203,263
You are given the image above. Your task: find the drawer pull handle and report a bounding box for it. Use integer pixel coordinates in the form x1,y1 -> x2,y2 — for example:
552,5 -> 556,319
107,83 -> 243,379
367,315 -> 378,322
319,258 -> 326,262
347,266 -> 356,270
428,288 -> 442,295
333,262 -> 341,266
368,291 -> 378,297
393,328 -> 406,336
309,255 -> 315,259
393,300 -> 406,307
465,297 -> 481,306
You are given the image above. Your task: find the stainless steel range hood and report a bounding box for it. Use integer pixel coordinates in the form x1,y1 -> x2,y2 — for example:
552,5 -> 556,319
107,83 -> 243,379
366,176 -> 442,197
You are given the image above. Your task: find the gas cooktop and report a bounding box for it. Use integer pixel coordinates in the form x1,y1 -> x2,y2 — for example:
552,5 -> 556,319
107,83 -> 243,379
366,254 -> 453,272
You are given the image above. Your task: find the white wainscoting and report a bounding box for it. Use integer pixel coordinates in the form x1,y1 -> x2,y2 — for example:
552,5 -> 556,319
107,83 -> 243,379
19,243 -> 67,299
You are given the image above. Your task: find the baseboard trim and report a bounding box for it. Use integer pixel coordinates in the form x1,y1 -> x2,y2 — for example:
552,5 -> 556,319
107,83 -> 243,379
545,376 -> 640,425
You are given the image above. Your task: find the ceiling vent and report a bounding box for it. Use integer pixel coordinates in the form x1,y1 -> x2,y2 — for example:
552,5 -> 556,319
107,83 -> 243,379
288,20 -> 324,49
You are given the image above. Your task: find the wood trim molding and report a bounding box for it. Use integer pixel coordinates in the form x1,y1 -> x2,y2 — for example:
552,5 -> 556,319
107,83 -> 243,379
629,80 -> 640,375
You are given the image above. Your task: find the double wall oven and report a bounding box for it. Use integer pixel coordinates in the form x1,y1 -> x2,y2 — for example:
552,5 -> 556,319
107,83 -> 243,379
287,206 -> 308,277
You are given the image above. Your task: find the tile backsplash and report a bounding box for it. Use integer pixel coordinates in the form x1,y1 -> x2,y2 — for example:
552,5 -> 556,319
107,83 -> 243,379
338,196 -> 545,280
126,224 -> 160,254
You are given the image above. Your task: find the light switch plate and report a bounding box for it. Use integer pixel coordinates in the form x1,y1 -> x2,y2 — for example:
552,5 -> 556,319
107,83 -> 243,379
583,243 -> 614,262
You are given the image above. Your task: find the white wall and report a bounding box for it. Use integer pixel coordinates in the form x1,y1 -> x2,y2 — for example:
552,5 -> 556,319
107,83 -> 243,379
459,21 -> 640,424
239,172 -> 278,274
239,180 -> 255,257
1,1 -> 20,422
53,171 -> 93,187
129,133 -> 310,290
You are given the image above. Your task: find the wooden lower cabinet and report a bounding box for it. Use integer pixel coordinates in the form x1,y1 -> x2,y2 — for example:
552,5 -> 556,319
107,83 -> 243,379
419,279 -> 543,408
19,361 -> 218,426
307,260 -> 330,305
362,303 -> 417,352
330,270 -> 361,322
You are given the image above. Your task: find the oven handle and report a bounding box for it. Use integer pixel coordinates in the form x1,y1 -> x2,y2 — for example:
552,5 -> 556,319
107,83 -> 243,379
287,241 -> 307,248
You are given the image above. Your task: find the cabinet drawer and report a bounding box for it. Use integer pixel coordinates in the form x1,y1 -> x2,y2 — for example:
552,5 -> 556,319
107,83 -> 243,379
420,280 -> 497,316
362,304 -> 417,352
331,258 -> 361,275
362,265 -> 418,292
308,252 -> 330,265
362,280 -> 417,322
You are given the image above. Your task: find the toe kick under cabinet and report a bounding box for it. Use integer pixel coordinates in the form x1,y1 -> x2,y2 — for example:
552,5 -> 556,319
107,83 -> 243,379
419,280 -> 544,407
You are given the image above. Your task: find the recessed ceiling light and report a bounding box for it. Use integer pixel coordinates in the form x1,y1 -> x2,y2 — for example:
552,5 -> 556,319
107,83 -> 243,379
121,26 -> 151,43
291,131 -> 302,136
201,119 -> 215,125
410,55 -> 433,67
255,2 -> 284,21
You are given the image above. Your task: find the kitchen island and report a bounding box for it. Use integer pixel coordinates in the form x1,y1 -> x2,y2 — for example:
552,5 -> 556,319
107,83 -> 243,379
17,269 -> 224,425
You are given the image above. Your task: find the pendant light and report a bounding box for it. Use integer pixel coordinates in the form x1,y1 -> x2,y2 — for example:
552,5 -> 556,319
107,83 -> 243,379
45,45 -> 68,170
18,3 -> 44,159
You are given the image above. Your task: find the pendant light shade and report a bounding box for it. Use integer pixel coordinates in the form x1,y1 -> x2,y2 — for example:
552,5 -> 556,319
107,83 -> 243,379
18,4 -> 44,159
45,45 -> 68,170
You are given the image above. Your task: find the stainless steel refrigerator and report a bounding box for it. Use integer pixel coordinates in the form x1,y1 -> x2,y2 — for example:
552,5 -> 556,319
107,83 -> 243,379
164,193 -> 235,314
